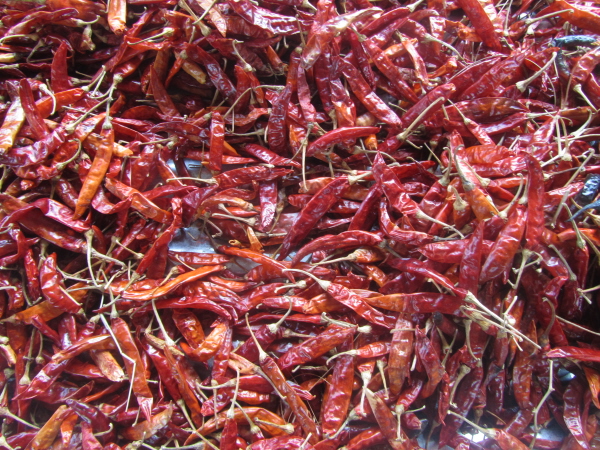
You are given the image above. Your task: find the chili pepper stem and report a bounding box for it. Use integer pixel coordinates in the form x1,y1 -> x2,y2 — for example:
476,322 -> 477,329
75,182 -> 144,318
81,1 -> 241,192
311,252 -> 359,266
299,123 -> 316,190
406,0 -> 425,11
100,314 -> 138,411
267,296 -> 294,334
564,151 -> 596,192
423,34 -> 464,60
499,174 -> 525,220
516,52 -> 557,92
447,410 -> 497,439
18,329 -> 35,386
415,210 -> 465,238
54,138 -> 83,172
86,68 -> 107,96
224,85 -> 283,120
166,176 -> 217,184
0,406 -> 40,429
449,364 -> 471,408
465,292 -> 541,349
245,314 -> 269,364
329,409 -> 359,440
0,34 -> 38,44
231,40 -> 253,73
549,244 -> 578,281
196,379 -> 236,390
540,298 -> 558,345
283,268 -> 331,291
442,329 -> 459,366
254,418 -> 295,434
211,212 -> 256,227
550,190 -> 571,228
377,359 -> 388,394
151,299 -> 175,347
301,0 -> 317,11
507,250 -> 539,291
111,236 -> 144,260
573,84 -> 598,111
0,435 -> 16,450
396,97 -> 446,142
557,315 -> 600,337
226,369 -> 241,419
347,170 -> 373,184
38,84 -> 57,115
274,280 -> 307,293
528,360 -> 554,449
524,9 -> 574,26
129,28 -> 175,45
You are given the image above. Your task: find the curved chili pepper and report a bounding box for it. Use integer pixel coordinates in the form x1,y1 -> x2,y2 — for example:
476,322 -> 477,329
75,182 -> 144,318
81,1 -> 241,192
65,399 -> 115,444
108,321 -> 152,423
278,324 -> 356,371
39,253 -> 82,314
73,126 -> 114,220
302,8 -> 380,69
456,0 -> 504,51
278,177 -> 349,260
388,316 -> 414,396
480,205 -> 526,283
338,58 -> 404,129
307,127 -> 380,158
117,265 -> 224,301
291,230 -> 382,267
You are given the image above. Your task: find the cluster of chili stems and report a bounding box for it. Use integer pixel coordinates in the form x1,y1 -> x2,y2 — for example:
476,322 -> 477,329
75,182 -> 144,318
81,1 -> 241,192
2,0 -> 600,448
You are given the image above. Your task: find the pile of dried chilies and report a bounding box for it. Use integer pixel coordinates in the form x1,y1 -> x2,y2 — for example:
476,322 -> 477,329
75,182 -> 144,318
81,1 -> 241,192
2,0 -> 600,448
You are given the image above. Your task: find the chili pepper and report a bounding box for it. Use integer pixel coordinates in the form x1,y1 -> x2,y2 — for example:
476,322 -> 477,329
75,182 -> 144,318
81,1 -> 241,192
459,52 -> 527,100
378,198 -> 433,246
184,43 -> 237,104
243,143 -> 300,168
220,246 -> 293,283
439,365 -> 484,446
338,58 -> 404,129
363,292 -> 463,315
459,220 -> 485,294
363,388 -> 407,449
342,428 -> 386,450
38,253 -> 82,314
110,318 -> 153,421
456,0 -> 504,51
121,403 -> 173,441
72,126 -> 113,220
180,319 -> 228,363
373,152 -> 420,215
277,177 -> 349,260
290,230 -> 382,267
575,174 -> 600,207
302,8 -> 380,69
27,404 -> 71,450
248,333 -> 321,444
66,399 -> 115,444
307,127 -> 380,158
387,316 -> 414,396
0,88 -> 26,156
117,265 -> 225,301
563,378 -> 590,449
480,205 -> 526,283
553,35 -> 598,48
278,324 -> 356,371
361,38 -> 418,103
